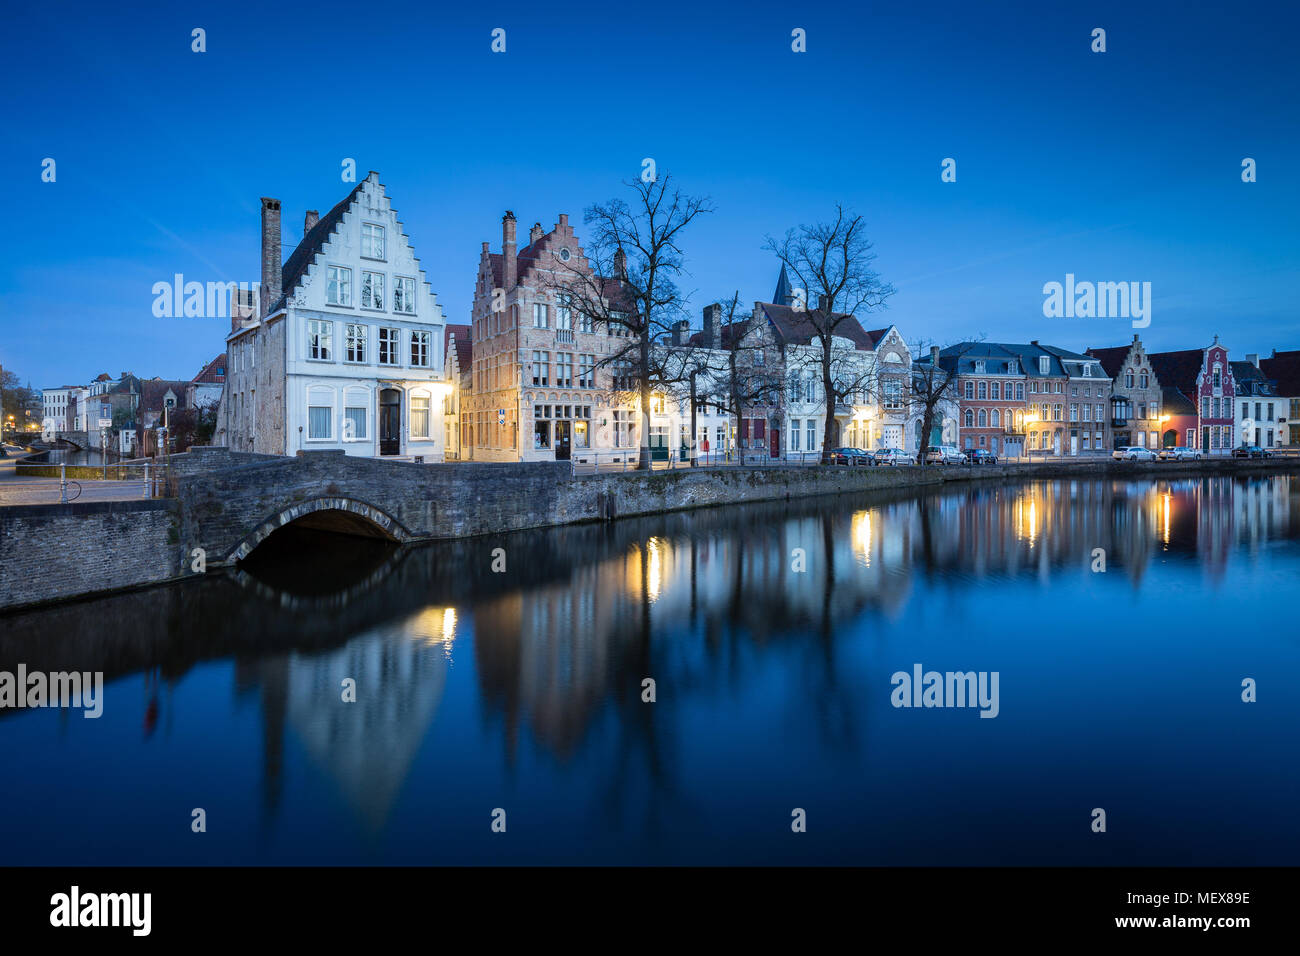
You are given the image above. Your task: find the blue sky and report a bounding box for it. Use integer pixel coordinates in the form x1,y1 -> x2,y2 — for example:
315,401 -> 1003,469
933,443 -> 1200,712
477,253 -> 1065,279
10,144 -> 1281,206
2,0 -> 1297,388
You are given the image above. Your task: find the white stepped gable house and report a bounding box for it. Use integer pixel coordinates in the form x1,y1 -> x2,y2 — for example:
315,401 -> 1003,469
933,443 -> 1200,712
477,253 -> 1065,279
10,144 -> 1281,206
222,172 -> 448,458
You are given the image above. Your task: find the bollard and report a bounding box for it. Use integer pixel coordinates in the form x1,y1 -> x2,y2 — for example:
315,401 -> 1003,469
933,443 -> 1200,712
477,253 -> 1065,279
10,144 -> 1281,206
60,463 -> 68,504
143,462 -> 150,498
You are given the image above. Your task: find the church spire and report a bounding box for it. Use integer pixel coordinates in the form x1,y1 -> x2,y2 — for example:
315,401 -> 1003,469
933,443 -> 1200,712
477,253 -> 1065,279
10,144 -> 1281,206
773,264 -> 794,306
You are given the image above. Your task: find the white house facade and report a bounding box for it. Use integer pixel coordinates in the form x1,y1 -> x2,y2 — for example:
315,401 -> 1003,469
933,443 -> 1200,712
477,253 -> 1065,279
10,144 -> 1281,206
224,172 -> 448,459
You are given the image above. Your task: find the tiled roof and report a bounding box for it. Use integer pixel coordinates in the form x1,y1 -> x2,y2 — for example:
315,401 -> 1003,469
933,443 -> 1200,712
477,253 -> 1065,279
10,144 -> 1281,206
140,379 -> 191,414
1085,345 -> 1131,379
444,324 -> 471,372
1260,351 -> 1300,396
758,302 -> 876,351
193,354 -> 227,384
1146,349 -> 1205,395
270,181 -> 367,314
1161,385 -> 1196,415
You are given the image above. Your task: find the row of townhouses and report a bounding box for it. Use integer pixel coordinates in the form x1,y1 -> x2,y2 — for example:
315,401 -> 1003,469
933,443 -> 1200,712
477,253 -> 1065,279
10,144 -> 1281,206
62,171 -> 1288,464
42,358 -> 225,457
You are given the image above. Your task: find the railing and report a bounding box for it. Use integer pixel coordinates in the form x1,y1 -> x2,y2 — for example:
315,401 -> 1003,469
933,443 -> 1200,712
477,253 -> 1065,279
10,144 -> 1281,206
556,329 -> 574,344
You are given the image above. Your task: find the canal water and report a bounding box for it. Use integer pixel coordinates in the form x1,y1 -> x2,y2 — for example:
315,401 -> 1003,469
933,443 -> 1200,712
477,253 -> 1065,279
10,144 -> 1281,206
1,476 -> 1297,865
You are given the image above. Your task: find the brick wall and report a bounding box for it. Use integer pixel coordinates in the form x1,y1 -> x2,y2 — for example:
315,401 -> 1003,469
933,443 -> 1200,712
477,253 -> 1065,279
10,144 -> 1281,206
0,500 -> 183,610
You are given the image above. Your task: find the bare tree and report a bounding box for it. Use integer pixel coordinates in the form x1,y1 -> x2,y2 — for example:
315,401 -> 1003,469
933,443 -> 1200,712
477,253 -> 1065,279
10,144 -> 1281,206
663,293 -> 785,466
545,174 -> 713,470
908,341 -> 968,464
764,206 -> 895,463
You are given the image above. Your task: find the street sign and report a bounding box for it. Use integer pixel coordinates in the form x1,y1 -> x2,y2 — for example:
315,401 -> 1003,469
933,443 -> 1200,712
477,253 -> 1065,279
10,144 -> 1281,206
498,408 -> 506,425
97,418 -> 112,428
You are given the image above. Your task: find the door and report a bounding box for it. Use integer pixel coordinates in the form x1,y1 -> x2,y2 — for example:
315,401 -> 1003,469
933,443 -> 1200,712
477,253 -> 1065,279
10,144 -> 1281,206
769,428 -> 780,459
554,419 -> 571,460
1202,426 -> 1210,455
379,389 -> 401,456
1070,434 -> 1078,456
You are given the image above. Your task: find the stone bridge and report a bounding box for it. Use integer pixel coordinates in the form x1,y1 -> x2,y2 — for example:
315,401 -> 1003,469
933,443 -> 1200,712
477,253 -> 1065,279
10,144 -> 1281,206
178,449 -> 575,567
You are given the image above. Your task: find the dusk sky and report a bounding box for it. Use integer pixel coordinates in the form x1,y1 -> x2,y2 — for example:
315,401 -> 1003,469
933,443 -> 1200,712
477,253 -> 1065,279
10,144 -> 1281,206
3,0 -> 1297,388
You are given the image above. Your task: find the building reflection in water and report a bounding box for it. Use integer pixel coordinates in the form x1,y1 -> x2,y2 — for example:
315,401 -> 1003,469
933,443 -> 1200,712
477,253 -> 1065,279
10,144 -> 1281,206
0,475 -> 1294,847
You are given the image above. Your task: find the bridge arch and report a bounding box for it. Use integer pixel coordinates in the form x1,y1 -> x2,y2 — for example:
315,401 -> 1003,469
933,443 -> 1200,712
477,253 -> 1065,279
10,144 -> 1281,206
229,496 -> 411,562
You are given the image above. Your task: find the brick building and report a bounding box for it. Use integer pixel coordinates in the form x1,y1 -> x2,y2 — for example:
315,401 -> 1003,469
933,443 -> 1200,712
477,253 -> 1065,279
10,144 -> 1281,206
1087,334 -> 1165,449
1148,337 -> 1235,454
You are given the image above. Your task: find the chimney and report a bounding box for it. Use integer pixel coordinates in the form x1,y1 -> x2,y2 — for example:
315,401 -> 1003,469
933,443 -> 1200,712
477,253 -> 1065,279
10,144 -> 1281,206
672,319 -> 691,347
530,222 -> 544,244
614,246 -> 627,280
703,304 -> 722,349
558,213 -> 569,230
1030,339 -> 1039,346
303,209 -> 319,236
1247,353 -> 1259,367
502,211 -> 517,290
930,345 -> 940,364
260,198 -> 282,316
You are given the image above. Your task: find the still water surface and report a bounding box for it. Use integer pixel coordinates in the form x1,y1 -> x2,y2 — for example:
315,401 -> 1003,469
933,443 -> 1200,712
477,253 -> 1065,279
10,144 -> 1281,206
2,476 -> 1298,865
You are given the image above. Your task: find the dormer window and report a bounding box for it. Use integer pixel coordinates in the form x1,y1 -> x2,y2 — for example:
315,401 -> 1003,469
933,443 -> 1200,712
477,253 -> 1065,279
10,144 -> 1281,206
1039,356 -> 1050,375
361,223 -> 385,260
974,360 -> 986,374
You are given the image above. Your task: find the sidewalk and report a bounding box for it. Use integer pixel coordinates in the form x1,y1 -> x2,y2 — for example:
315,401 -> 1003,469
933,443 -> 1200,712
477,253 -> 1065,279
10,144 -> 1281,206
0,445 -> 148,506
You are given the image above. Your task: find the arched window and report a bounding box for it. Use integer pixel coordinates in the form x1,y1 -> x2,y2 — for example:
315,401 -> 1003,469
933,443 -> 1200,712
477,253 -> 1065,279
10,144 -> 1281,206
991,408 -> 1000,427
977,409 -> 987,427
964,409 -> 974,428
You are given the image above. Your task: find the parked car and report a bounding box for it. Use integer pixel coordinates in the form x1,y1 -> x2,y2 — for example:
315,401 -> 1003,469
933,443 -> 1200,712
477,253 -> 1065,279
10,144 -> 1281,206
964,448 -> 998,465
924,445 -> 965,464
829,447 -> 871,466
873,448 -> 913,466
1232,445 -> 1272,459
1113,446 -> 1159,461
1159,446 -> 1202,461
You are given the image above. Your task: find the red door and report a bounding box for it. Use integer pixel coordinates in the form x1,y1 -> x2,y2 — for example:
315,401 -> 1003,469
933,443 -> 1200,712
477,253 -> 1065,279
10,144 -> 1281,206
769,428 -> 780,459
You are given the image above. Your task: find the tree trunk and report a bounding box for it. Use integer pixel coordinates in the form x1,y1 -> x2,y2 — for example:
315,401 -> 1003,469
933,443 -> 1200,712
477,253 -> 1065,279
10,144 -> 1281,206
821,342 -> 835,464
689,372 -> 698,467
917,404 -> 935,464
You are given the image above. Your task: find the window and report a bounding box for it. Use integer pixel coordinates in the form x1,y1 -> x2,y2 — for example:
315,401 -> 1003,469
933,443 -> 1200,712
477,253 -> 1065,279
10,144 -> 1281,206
1139,372 -> 1148,388
975,361 -> 986,374
307,387 -> 333,440
964,381 -> 974,400
977,380 -> 987,399
990,382 -> 1000,400
1016,383 -> 1025,400
531,351 -> 549,387
346,323 -> 367,363
327,266 -> 352,306
1094,403 -> 1103,421
410,393 -> 430,438
1212,367 -> 1221,389
1053,404 -> 1063,421
977,409 -> 987,427
991,408 -> 1000,427
791,420 -> 802,451
393,276 -> 416,314
807,420 -> 816,450
379,328 -> 400,365
883,379 -> 903,409
308,319 -> 333,360
1069,403 -> 1078,422
410,331 -> 431,367
557,353 -> 574,388
964,408 -> 974,428
579,311 -> 593,334
556,295 -> 572,330
361,223 -> 385,259
361,272 -> 384,310
1083,403 -> 1091,421
613,409 -> 633,448
1202,397 -> 1211,418
1125,371 -> 1135,388
343,389 -> 368,441
579,355 -> 595,389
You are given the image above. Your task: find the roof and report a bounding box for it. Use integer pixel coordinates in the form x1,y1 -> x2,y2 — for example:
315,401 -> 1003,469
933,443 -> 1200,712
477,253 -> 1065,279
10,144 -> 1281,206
1231,361 -> 1274,395
444,324 -> 471,372
1084,344 -> 1132,379
139,379 -> 191,414
1146,349 -> 1205,395
1161,385 -> 1196,415
1260,350 -> 1300,396
193,354 -> 227,384
773,265 -> 794,306
758,302 -> 877,351
269,180 -> 367,314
